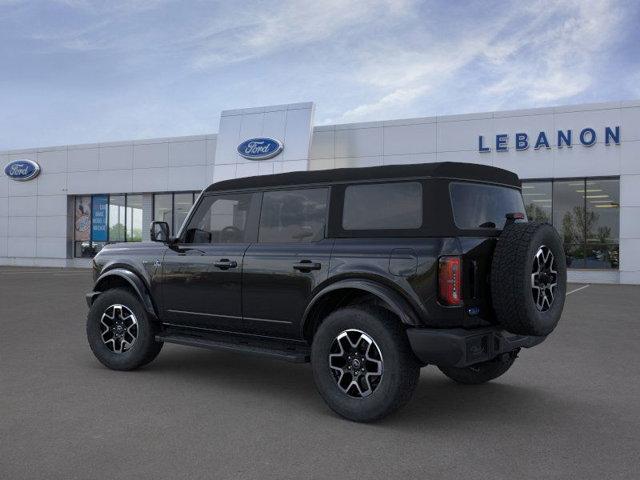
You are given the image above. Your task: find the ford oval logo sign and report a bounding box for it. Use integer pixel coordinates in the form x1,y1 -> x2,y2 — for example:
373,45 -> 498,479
237,137 -> 283,160
4,159 -> 41,181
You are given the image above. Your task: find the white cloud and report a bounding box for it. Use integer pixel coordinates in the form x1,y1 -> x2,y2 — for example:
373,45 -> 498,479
334,0 -> 625,122
481,0 -> 621,105
191,0 -> 415,69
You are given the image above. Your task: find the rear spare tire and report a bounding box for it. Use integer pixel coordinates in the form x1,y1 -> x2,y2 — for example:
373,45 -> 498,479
491,222 -> 566,336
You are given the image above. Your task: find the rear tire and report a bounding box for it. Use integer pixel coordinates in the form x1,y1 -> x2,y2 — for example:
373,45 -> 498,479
86,288 -> 163,371
438,353 -> 517,385
311,306 -> 420,422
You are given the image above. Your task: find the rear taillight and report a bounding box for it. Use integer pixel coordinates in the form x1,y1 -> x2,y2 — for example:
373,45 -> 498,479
438,256 -> 462,306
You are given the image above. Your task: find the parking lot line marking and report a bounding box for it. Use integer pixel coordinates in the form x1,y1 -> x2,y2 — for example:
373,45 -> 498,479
567,284 -> 590,295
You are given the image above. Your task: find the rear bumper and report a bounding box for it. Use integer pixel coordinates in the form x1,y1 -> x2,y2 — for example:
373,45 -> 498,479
406,326 -> 546,368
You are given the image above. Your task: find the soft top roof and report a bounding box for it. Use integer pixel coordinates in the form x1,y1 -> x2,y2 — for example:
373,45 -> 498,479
204,162 -> 520,193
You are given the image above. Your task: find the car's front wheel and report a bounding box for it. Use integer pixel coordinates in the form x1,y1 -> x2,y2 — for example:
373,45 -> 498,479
86,288 -> 163,371
311,306 -> 420,422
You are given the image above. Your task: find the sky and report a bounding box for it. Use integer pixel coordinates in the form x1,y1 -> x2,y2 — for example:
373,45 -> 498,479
1,0 -> 639,150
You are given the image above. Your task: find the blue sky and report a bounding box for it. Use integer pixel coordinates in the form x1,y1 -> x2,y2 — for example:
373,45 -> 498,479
1,0 -> 639,150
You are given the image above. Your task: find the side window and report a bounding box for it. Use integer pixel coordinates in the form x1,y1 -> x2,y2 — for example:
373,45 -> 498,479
259,188 -> 328,243
183,193 -> 255,244
342,182 -> 422,230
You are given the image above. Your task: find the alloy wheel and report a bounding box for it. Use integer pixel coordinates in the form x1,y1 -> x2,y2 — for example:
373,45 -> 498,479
99,304 -> 138,353
328,329 -> 383,398
531,245 -> 558,312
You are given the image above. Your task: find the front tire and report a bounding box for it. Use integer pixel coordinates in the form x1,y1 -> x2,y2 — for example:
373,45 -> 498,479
86,288 -> 163,371
311,306 -> 420,422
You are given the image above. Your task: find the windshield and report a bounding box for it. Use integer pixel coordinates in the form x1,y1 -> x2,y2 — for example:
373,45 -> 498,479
449,181 -> 526,229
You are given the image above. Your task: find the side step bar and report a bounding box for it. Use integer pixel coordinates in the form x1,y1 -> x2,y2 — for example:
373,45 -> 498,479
156,331 -> 310,363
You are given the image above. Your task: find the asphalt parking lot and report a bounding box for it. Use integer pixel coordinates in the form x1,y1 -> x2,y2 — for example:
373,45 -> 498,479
1,267 -> 640,479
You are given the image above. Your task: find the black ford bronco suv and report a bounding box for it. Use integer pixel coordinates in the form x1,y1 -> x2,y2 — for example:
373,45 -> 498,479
86,162 -> 566,422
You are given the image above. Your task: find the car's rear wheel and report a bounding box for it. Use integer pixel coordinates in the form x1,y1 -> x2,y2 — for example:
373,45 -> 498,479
311,306 -> 420,422
438,352 -> 517,385
86,288 -> 163,371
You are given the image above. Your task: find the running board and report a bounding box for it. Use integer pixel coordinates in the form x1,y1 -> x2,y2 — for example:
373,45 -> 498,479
156,332 -> 310,363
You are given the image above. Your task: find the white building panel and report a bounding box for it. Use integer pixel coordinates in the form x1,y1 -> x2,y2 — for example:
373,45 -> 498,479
0,99 -> 637,282
36,148 -> 67,173
36,237 -> 67,258
621,140 -> 640,175
68,147 -> 100,172
36,195 -> 67,217
168,138 -> 207,167
8,195 -> 36,217
620,106 -> 640,142
99,144 -> 133,170
8,216 -> 36,237
37,215 -> 67,238
37,172 -> 67,196
7,237 -> 36,258
383,123 -> 437,156
133,167 -> 169,192
335,127 -> 382,158
133,142 -> 169,169
309,130 -> 334,160
167,165 -> 207,191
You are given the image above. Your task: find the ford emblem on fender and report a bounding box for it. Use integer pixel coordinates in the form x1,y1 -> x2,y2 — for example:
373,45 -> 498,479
4,159 -> 41,181
237,137 -> 283,160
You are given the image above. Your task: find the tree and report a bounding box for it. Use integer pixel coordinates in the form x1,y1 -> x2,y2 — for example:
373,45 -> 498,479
525,203 -> 551,223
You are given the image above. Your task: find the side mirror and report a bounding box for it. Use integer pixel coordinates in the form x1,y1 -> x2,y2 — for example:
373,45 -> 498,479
150,221 -> 170,243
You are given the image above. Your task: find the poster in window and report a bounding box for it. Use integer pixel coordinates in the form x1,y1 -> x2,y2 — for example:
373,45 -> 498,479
75,196 -> 91,242
91,195 -> 108,242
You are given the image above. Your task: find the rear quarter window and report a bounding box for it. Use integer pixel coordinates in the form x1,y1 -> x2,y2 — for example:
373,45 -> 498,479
342,182 -> 422,230
449,182 -> 526,229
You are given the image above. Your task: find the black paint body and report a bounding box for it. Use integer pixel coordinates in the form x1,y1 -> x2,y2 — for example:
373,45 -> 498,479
90,162 -> 521,348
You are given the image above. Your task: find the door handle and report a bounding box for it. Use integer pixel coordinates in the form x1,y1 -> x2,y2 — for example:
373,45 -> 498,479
213,259 -> 238,269
293,260 -> 321,272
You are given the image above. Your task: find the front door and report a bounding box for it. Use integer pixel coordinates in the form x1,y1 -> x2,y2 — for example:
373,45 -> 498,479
160,192 -> 260,332
242,187 -> 332,338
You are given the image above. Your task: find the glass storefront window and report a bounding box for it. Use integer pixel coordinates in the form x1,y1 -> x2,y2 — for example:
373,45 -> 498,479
153,192 -> 198,235
109,195 -> 126,242
74,196 -> 92,257
154,193 -> 173,230
126,194 -> 143,242
523,177 -> 620,270
585,179 -> 619,269
74,191 -> 200,258
553,180 -> 587,248
522,181 -> 552,223
174,193 -> 194,234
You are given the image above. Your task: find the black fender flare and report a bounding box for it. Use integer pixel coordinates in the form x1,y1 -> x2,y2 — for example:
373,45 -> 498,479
89,268 -> 157,319
301,279 -> 421,338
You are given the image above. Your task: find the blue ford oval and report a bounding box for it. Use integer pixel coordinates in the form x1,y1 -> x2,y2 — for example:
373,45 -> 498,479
4,159 -> 41,181
237,138 -> 283,160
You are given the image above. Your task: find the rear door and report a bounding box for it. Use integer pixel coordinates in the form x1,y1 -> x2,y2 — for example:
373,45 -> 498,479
161,192 -> 260,332
242,187 -> 333,338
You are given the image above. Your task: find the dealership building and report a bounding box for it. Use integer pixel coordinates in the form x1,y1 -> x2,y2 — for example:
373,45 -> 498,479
1,100 -> 639,284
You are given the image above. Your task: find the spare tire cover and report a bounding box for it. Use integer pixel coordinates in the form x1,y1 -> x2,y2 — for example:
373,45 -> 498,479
490,222 -> 567,336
